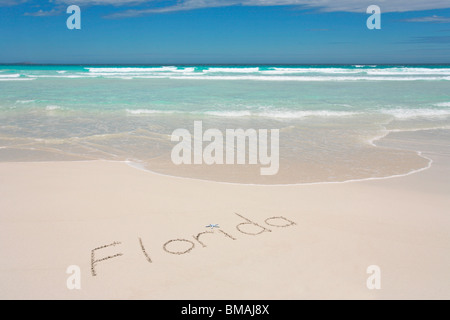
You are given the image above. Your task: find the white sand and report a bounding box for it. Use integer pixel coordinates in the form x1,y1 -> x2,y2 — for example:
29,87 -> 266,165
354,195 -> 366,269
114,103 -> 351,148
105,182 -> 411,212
0,153 -> 449,299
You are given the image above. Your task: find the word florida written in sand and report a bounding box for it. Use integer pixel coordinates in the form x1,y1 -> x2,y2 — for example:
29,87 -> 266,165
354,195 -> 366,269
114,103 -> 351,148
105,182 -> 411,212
91,213 -> 296,277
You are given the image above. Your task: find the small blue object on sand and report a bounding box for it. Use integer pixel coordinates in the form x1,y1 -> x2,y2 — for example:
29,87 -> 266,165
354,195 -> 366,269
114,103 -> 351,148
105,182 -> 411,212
206,224 -> 219,229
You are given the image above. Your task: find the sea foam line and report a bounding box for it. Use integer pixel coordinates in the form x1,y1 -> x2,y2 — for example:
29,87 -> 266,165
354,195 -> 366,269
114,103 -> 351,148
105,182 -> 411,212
0,74 -> 21,78
125,124 -> 442,187
16,100 -> 35,104
126,109 -> 181,115
381,108 -> 450,119
166,75 -> 450,81
10,75 -> 450,81
0,78 -> 36,81
125,108 -> 450,120
125,109 -> 361,118
45,105 -> 62,111
124,149 -> 433,187
434,102 -> 450,107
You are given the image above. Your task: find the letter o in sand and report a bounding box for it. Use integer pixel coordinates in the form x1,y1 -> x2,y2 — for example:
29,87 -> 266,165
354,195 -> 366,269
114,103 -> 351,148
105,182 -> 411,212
265,216 -> 296,228
163,239 -> 195,255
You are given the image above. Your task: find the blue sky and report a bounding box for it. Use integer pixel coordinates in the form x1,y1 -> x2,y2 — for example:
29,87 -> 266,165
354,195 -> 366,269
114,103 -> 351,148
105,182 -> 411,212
1,0 -> 450,64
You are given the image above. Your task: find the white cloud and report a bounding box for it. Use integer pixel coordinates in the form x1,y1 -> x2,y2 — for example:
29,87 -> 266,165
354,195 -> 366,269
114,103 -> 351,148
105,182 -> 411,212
24,8 -> 61,16
102,0 -> 450,18
0,0 -> 27,6
6,0 -> 450,16
254,0 -> 450,13
402,15 -> 450,23
54,0 -> 150,6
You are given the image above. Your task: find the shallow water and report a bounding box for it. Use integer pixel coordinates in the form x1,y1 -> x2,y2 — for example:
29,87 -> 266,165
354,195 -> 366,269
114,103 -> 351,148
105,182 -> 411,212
0,65 -> 449,184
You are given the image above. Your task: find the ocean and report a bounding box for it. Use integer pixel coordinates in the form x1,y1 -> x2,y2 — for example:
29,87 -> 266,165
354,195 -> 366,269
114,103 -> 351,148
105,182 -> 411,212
1,65 -> 449,184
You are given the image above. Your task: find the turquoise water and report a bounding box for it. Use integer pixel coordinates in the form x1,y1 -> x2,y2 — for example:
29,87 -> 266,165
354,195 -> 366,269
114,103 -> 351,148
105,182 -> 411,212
1,65 -> 449,183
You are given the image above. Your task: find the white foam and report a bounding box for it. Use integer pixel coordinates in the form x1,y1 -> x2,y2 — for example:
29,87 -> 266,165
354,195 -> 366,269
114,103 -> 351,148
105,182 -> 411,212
125,108 -> 450,120
12,66 -> 450,81
267,67 -> 362,74
434,102 -> 450,107
34,75 -> 89,78
366,68 -> 450,75
84,67 -> 450,77
381,108 -> 450,119
0,74 -> 21,78
87,66 -> 179,73
45,105 -> 62,111
126,109 -> 179,115
171,67 -> 195,73
258,110 -> 359,119
203,67 -> 260,73
367,129 -> 391,147
0,78 -> 36,81
126,109 -> 360,118
204,110 -> 252,117
387,125 -> 450,133
168,75 -> 450,81
88,72 -> 191,76
16,100 -> 35,104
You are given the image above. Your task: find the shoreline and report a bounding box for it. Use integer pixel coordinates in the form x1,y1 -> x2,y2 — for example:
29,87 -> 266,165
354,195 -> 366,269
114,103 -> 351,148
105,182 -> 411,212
125,152 -> 433,187
118,125 -> 447,186
1,126 -> 441,187
0,141 -> 449,299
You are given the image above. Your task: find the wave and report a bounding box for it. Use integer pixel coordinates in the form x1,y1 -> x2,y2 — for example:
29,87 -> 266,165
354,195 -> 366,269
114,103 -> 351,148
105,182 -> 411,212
6,66 -> 450,81
34,75 -> 90,78
204,111 -> 253,117
257,110 -> 360,119
434,102 -> 450,107
126,108 -> 360,119
126,109 -> 180,115
0,78 -> 36,81
45,105 -> 62,111
262,67 -> 363,74
86,72 -> 197,77
127,109 -> 254,117
387,125 -> 450,133
58,75 -> 450,81
124,107 -> 450,121
381,108 -> 450,119
85,66 -> 450,76
87,66 -> 184,73
203,67 -> 261,73
16,100 -> 35,104
366,68 -> 450,75
166,75 -> 450,81
1,67 -> 449,84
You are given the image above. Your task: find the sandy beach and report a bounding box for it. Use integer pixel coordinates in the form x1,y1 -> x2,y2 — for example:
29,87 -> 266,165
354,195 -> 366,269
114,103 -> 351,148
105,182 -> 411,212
2,0 -> 450,302
0,129 -> 449,300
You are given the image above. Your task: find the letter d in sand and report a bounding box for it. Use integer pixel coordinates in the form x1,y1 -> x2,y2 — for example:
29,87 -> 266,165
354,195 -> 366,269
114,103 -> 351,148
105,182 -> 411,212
235,213 -> 272,235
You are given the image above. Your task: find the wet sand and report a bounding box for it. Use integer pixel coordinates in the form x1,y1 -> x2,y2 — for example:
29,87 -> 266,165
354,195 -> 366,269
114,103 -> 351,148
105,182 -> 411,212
0,130 -> 449,299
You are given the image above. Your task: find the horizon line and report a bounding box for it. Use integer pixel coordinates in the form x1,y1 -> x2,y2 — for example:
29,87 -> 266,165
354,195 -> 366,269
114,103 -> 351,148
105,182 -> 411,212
2,63 -> 450,66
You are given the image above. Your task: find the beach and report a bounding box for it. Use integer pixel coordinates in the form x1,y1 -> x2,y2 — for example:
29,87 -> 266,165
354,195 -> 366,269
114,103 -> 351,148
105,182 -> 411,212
0,127 -> 449,300
2,0 -> 450,303
0,65 -> 449,299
